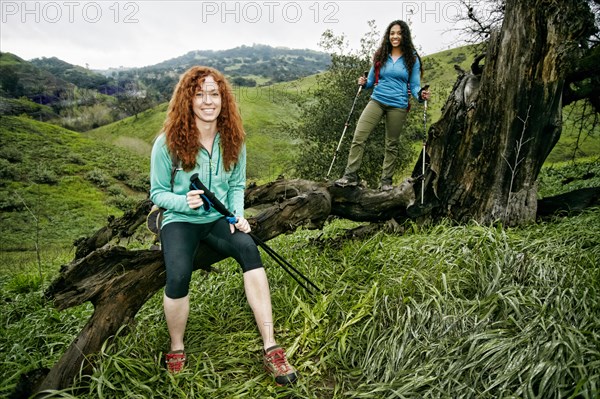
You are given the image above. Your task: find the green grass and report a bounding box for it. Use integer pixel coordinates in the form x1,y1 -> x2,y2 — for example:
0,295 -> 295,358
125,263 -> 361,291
0,116 -> 149,250
0,198 -> 598,398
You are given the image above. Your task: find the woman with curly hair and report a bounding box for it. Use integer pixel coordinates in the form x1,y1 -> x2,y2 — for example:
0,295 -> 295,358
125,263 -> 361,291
335,20 -> 430,190
150,66 -> 297,385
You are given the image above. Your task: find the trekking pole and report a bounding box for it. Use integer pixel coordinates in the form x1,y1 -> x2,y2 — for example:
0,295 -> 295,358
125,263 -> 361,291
189,174 -> 324,295
248,233 -> 324,294
326,71 -> 368,179
420,85 -> 429,205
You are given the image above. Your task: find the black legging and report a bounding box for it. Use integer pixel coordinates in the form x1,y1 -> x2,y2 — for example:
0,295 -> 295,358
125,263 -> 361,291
161,217 -> 263,299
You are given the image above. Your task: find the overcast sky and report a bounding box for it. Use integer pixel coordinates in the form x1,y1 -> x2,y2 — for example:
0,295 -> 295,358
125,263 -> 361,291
1,1 -> 465,70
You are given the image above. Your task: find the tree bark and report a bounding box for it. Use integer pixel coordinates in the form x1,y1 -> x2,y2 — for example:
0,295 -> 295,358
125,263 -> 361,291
412,0 -> 595,226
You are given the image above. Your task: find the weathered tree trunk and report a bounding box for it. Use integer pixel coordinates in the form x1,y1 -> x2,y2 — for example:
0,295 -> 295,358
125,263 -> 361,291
413,0 -> 593,225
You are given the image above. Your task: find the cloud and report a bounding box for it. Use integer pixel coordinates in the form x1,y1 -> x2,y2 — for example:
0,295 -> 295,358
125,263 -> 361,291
0,1 -> 463,69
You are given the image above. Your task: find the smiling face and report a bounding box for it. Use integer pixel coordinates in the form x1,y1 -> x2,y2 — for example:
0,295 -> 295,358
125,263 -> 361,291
389,24 -> 402,48
192,75 -> 222,125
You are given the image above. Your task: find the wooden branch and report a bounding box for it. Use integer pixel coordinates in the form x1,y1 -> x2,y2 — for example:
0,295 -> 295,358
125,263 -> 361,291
245,177 -> 416,222
73,198 -> 153,259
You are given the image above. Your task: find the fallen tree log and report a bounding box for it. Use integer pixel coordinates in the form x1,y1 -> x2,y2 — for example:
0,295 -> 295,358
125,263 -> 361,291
34,179 -> 414,394
31,177 -> 599,395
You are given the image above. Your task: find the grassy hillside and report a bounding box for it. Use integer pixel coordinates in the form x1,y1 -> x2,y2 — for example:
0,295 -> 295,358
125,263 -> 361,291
0,46 -> 599,396
87,44 -> 598,182
0,116 -> 149,250
0,52 -> 73,100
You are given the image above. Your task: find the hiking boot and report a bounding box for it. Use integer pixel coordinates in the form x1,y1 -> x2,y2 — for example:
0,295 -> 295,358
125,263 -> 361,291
165,350 -> 186,374
263,345 -> 298,386
334,175 -> 358,187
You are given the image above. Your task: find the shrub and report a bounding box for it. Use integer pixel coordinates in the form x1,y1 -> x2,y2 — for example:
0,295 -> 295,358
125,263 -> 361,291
0,190 -> 25,211
108,194 -> 138,212
107,184 -> 125,196
113,170 -> 130,181
68,154 -> 86,166
33,169 -> 59,185
0,158 -> 20,180
125,175 -> 150,192
85,168 -> 110,188
0,145 -> 23,163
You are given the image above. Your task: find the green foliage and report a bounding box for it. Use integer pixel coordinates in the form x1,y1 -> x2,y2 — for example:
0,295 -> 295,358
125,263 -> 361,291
29,56 -> 109,90
84,168 -> 110,188
0,158 -> 20,181
33,167 -> 59,185
537,158 -> 600,198
0,97 -> 56,120
4,273 -> 42,294
548,99 -> 600,163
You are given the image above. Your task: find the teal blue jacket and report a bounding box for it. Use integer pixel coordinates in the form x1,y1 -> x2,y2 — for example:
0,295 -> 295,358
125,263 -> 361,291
150,133 -> 246,227
365,55 -> 423,109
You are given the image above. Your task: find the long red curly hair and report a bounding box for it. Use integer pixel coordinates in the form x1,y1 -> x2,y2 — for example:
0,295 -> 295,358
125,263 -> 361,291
162,66 -> 245,172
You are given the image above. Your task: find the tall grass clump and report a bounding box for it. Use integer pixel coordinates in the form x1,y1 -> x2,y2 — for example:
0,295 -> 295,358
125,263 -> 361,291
3,206 -> 597,398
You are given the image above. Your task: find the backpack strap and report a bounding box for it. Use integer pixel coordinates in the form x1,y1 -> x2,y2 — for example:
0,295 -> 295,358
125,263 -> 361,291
148,153 -> 180,246
169,151 -> 181,191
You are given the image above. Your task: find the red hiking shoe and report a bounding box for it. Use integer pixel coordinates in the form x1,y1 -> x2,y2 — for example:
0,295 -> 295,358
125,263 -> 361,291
165,350 -> 186,374
263,345 -> 298,386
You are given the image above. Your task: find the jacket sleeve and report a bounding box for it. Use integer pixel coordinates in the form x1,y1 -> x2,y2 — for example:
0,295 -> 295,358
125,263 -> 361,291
149,134 -> 199,214
227,145 -> 246,218
409,57 -> 424,102
364,65 -> 376,89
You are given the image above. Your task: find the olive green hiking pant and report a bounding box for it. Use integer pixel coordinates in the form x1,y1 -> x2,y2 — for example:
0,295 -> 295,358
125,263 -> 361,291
343,99 -> 408,184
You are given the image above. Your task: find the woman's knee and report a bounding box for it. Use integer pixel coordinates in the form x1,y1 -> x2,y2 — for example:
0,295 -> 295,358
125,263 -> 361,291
165,272 -> 191,299
236,234 -> 260,259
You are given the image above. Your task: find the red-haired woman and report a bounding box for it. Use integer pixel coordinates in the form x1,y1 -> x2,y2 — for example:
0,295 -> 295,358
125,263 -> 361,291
335,20 -> 430,190
150,66 -> 297,385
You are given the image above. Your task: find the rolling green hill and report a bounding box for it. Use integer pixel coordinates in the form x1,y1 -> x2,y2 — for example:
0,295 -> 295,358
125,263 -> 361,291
30,56 -> 109,90
87,44 -> 598,181
0,52 -> 73,101
0,116 -> 150,250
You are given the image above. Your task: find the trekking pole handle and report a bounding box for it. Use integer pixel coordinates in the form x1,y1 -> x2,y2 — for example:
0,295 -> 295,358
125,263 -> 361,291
189,174 -> 237,224
358,71 -> 368,89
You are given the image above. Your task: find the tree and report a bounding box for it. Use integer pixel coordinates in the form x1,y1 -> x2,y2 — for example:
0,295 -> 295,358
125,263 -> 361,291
411,0 -> 599,225
115,80 -> 158,120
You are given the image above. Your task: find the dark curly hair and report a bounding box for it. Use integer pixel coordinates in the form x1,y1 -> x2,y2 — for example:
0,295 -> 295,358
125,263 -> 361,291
373,20 -> 423,79
162,66 -> 245,172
